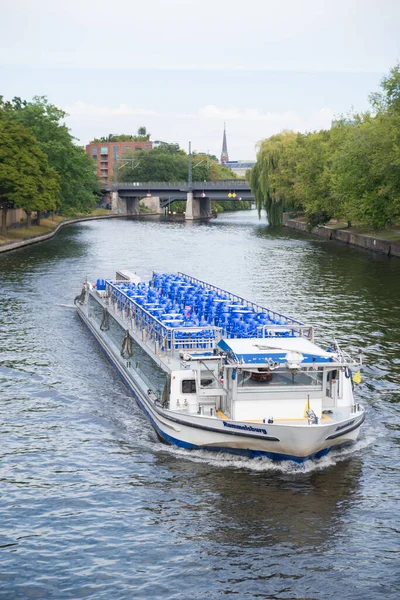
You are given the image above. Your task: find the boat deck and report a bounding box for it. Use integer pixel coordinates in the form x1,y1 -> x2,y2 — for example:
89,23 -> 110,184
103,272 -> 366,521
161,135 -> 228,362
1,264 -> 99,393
216,410 -> 335,424
100,272 -> 314,358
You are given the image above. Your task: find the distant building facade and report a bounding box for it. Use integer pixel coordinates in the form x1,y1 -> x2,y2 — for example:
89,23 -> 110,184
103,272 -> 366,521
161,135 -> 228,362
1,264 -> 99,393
225,160 -> 256,177
85,140 -> 153,184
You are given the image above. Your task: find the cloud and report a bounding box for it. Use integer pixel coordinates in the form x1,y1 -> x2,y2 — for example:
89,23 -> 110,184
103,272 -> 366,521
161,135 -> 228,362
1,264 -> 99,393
2,0 -> 398,72
65,101 -> 336,159
64,102 -> 160,117
198,104 -> 334,125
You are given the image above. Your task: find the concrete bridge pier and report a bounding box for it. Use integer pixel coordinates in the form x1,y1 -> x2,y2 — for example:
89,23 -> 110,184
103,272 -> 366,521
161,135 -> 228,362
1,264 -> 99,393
185,193 -> 212,220
125,197 -> 140,215
111,191 -> 123,212
111,191 -> 139,214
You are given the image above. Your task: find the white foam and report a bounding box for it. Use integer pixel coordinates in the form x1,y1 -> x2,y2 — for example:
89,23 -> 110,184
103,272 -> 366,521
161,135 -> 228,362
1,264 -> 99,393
161,427 -> 380,475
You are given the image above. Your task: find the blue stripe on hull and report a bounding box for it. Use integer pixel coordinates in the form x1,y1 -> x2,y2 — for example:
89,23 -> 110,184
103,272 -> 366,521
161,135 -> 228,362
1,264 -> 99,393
77,310 -> 358,464
152,424 -> 355,463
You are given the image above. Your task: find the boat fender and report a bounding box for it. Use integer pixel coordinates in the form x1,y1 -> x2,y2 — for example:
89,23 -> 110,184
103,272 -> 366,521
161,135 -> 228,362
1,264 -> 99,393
74,285 -> 86,305
121,331 -> 133,359
232,368 -> 237,380
100,308 -> 110,331
345,367 -> 352,379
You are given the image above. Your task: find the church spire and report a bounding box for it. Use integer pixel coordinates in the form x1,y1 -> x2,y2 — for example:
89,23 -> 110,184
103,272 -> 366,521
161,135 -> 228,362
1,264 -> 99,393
220,122 -> 229,165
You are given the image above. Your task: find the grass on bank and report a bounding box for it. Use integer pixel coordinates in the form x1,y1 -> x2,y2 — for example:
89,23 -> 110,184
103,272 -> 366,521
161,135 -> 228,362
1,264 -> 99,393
0,209 -> 111,246
288,215 -> 400,242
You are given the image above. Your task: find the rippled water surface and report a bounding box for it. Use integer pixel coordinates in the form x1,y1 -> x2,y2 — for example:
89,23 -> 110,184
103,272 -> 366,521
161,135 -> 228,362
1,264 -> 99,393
1,212 -> 399,599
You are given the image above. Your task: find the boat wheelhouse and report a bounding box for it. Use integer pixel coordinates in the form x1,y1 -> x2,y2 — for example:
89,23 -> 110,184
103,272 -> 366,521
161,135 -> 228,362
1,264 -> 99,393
75,271 -> 365,462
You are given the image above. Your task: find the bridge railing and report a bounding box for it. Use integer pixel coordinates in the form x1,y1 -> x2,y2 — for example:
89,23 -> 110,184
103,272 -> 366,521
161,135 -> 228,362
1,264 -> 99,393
108,180 -> 250,191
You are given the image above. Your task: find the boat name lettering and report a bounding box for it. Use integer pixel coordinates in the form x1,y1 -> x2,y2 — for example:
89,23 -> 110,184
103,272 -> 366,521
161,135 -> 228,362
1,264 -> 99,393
223,422 -> 267,435
335,419 -> 355,431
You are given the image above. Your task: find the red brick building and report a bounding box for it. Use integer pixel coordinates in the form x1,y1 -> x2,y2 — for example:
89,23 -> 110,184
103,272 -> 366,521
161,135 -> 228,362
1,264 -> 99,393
86,140 -> 153,184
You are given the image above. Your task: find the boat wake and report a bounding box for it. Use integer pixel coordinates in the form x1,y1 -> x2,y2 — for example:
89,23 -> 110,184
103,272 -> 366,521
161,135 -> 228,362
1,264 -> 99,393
161,427 -> 379,475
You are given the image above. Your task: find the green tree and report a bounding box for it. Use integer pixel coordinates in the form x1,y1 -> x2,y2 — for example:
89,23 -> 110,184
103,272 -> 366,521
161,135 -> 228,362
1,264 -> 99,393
250,64 -> 400,230
249,132 -> 301,226
137,126 -> 150,140
370,63 -> 400,114
331,113 -> 400,228
293,129 -> 334,228
3,96 -> 100,215
119,146 -> 236,183
0,116 -> 60,231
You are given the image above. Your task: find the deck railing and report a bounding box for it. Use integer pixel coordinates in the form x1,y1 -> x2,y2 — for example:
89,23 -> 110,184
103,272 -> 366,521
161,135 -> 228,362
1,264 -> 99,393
178,272 -> 304,328
106,281 -> 222,356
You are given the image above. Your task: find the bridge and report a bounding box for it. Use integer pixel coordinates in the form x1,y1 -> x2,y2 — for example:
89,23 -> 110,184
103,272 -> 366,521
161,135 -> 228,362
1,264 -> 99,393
105,180 -> 254,220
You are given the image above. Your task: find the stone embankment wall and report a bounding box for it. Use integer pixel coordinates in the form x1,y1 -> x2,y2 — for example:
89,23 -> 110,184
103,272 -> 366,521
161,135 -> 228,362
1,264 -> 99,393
284,218 -> 400,258
0,214 -> 134,254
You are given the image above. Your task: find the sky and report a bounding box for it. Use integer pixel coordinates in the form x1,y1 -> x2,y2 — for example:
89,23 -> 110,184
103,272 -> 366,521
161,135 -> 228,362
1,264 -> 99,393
1,0 -> 399,159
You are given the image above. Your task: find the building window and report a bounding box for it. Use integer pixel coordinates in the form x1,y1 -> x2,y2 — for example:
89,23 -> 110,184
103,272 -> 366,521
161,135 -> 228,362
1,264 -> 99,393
92,148 -> 98,154
113,146 -> 119,152
124,146 -> 131,151
136,146 -> 142,151
92,155 -> 97,160
144,145 -> 148,151
101,147 -> 108,154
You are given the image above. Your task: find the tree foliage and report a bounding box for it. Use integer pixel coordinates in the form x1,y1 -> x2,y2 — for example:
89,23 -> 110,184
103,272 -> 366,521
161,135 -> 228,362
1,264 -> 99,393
118,145 -> 237,183
91,126 -> 151,143
250,63 -> 400,229
1,96 -> 100,217
0,115 -> 59,230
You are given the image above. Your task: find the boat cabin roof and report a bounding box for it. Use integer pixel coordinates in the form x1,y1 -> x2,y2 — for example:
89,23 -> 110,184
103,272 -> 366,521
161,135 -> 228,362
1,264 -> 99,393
115,270 -> 141,284
218,337 -> 333,365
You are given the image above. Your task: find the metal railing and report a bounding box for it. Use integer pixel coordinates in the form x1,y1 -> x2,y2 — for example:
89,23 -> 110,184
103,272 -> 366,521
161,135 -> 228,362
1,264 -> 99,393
178,273 -> 304,328
108,180 -> 250,190
106,281 -> 222,356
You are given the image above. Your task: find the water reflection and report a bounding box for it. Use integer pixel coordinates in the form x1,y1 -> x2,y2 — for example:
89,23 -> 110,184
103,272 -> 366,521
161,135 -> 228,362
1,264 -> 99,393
136,450 -> 363,550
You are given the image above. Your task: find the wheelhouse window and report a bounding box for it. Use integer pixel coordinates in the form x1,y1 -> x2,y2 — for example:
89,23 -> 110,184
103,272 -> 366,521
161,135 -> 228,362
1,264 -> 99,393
238,370 -> 323,387
182,379 -> 196,394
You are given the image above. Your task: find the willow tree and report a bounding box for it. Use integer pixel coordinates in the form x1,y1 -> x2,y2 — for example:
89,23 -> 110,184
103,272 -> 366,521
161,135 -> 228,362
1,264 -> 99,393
249,132 -> 300,226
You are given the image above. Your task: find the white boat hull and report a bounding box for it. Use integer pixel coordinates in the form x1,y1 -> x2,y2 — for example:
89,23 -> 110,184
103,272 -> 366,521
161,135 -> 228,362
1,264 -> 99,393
77,306 -> 365,463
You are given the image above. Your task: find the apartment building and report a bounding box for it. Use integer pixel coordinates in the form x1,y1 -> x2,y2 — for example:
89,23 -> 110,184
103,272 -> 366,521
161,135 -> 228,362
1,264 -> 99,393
86,140 -> 153,184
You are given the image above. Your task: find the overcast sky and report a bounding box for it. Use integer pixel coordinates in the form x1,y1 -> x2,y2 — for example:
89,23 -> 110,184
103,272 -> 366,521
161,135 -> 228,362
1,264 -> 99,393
2,0 -> 399,159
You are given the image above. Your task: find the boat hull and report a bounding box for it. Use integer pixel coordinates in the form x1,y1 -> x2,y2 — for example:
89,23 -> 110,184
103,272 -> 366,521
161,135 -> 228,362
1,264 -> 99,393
77,305 -> 364,463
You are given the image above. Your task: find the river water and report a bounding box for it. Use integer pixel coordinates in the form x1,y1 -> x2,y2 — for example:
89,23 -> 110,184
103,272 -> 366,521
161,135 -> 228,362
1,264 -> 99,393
0,211 -> 399,599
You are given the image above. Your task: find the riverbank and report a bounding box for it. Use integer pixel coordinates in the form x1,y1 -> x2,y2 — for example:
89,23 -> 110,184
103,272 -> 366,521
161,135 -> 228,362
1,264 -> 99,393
0,211 -> 140,254
284,217 -> 400,258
